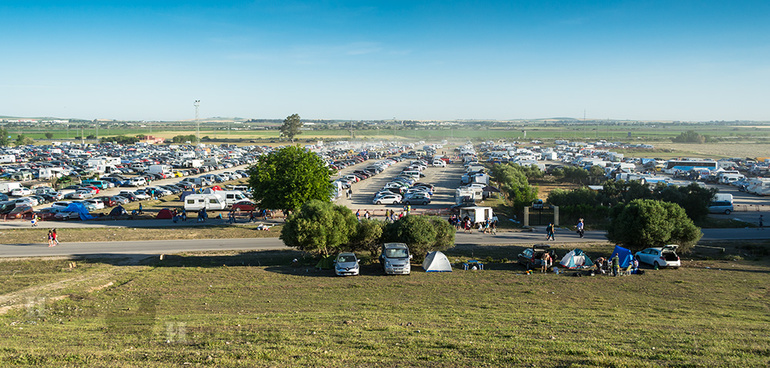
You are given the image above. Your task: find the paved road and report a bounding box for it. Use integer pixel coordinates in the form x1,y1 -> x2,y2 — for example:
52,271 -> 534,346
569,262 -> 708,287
1,226 -> 767,258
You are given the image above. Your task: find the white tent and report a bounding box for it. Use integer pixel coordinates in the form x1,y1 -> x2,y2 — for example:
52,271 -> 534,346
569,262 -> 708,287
422,251 -> 452,272
559,249 -> 594,269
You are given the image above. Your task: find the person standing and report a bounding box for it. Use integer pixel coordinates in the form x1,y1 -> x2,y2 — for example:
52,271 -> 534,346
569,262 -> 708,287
541,252 -> 551,273
138,203 -> 143,215
759,215 -> 764,230
611,253 -> 620,276
577,218 -> 585,238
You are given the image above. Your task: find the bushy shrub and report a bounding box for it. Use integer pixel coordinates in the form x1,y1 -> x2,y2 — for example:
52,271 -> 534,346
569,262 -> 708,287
607,199 -> 702,253
382,215 -> 455,261
349,219 -> 385,255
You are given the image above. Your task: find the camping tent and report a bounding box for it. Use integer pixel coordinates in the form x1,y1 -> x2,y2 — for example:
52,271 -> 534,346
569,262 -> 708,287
422,251 -> 452,272
109,205 -> 127,218
62,202 -> 95,220
559,249 -> 594,269
156,208 -> 174,219
610,245 -> 633,268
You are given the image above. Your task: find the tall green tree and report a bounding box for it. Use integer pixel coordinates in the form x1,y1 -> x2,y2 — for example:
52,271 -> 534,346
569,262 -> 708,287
280,113 -> 303,142
607,199 -> 702,253
247,145 -> 335,211
489,163 -> 539,210
0,127 -> 9,146
280,200 -> 358,256
15,134 -> 33,146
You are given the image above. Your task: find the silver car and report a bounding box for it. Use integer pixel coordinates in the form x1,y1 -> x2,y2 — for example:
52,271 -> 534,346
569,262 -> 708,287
334,252 -> 360,276
635,244 -> 681,269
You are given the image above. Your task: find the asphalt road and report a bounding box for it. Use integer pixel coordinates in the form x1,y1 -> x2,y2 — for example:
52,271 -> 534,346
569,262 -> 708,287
1,226 -> 766,258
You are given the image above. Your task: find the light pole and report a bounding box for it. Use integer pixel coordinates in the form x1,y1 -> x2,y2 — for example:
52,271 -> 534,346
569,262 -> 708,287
194,100 -> 200,144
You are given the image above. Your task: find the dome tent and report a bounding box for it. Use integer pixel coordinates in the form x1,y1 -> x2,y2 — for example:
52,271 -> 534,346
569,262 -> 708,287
422,251 -> 452,272
559,249 -> 594,269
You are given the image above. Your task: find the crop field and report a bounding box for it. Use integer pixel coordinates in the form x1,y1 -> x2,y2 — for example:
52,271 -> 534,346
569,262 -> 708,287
0,242 -> 768,367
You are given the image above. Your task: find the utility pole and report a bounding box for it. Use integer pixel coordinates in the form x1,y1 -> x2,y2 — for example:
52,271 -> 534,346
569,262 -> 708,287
194,100 -> 201,144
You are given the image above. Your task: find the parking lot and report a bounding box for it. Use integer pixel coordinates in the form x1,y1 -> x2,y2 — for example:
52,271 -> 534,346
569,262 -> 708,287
333,157 -> 466,216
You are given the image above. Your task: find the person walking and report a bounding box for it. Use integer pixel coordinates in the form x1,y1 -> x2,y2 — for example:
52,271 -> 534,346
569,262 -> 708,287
31,213 -> 39,227
51,228 -> 59,246
576,218 -> 585,238
759,215 -> 764,230
47,230 -> 54,247
545,223 -> 555,241
138,203 -> 143,215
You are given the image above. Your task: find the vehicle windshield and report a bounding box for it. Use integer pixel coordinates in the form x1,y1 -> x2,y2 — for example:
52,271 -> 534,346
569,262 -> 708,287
338,255 -> 357,263
384,248 -> 409,258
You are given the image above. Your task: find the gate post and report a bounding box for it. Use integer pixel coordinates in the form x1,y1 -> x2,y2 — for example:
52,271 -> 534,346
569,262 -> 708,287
523,206 -> 529,227
553,206 -> 559,226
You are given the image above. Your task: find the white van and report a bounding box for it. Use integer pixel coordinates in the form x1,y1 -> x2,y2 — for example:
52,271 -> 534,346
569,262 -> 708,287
0,182 -> 23,194
203,190 -> 248,207
183,194 -> 227,211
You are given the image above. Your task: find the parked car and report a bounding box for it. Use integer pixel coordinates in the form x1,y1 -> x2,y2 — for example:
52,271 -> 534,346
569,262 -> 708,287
10,187 -> 32,197
84,199 -> 105,210
232,200 -> 258,212
334,252 -> 360,276
402,192 -> 431,205
635,245 -> 681,269
7,205 -> 33,219
373,193 -> 402,205
111,195 -> 130,205
54,211 -> 81,221
380,242 -> 412,275
517,244 -> 557,270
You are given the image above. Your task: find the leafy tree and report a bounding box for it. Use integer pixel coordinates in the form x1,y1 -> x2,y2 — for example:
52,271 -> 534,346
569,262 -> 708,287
349,219 -> 385,255
653,182 -> 716,221
44,132 -> 54,139
672,130 -> 707,143
100,135 -> 140,144
171,134 -> 197,143
15,134 -> 33,146
553,165 -> 590,184
247,145 -> 335,211
280,200 -> 358,256
489,163 -> 538,210
280,113 -> 303,142
0,127 -> 8,146
382,215 -> 455,261
607,199 -> 702,253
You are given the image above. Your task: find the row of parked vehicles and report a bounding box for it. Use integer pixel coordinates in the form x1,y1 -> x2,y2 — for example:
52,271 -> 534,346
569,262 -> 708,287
372,160 -> 435,205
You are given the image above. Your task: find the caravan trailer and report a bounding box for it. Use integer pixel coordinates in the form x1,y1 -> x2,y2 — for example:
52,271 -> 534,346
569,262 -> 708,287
183,194 -> 227,211
746,178 -> 770,196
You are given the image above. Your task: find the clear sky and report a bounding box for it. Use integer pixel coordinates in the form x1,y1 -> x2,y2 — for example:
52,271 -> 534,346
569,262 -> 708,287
1,1 -> 769,122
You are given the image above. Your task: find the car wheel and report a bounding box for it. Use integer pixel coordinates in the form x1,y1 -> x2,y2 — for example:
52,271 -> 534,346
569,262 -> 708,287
422,201 -> 428,205
404,201 -> 410,205
376,201 -> 382,205
653,261 -> 660,269
724,209 -> 731,215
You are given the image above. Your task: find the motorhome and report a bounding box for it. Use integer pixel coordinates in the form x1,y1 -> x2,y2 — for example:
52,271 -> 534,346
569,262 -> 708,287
147,164 -> 173,178
183,194 -> 227,211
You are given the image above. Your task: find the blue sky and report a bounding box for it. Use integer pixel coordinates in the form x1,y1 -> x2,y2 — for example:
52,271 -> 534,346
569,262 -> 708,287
1,1 -> 769,121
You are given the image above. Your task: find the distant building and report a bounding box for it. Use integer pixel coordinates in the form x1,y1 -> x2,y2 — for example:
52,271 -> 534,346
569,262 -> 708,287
140,135 -> 165,144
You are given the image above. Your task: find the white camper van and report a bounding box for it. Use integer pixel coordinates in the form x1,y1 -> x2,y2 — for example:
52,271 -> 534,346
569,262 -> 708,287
183,194 -> 227,211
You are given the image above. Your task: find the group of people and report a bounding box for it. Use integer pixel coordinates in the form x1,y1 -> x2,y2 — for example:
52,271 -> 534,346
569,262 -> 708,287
545,218 -> 585,241
449,215 -> 497,234
594,254 -> 639,276
47,228 -> 59,247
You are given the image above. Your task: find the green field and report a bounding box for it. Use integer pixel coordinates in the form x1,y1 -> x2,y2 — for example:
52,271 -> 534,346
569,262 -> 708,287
1,243 -> 768,367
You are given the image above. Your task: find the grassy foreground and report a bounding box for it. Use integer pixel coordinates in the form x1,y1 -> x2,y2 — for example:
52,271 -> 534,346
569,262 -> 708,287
0,243 -> 768,367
